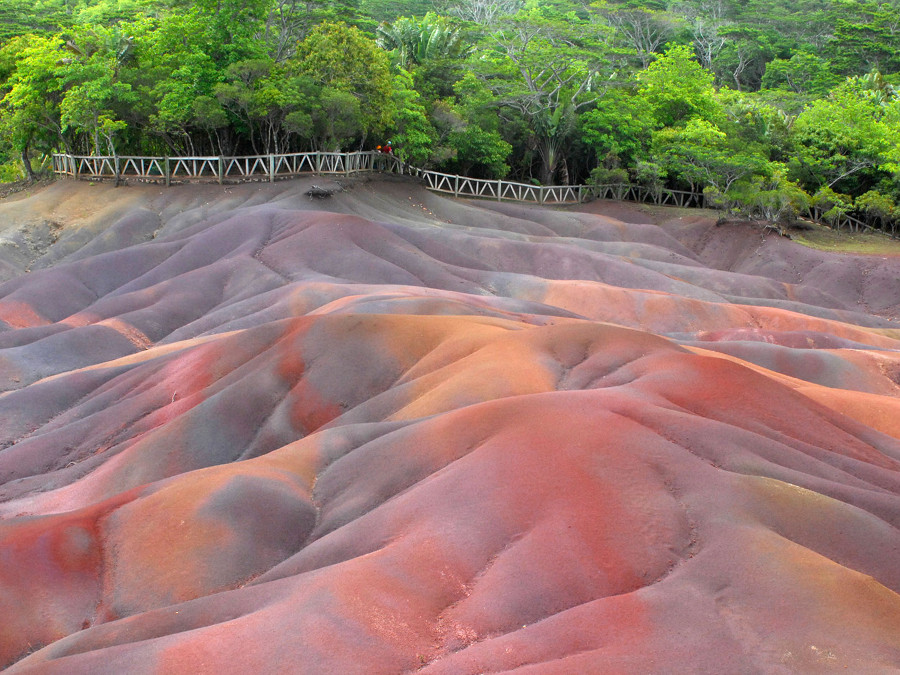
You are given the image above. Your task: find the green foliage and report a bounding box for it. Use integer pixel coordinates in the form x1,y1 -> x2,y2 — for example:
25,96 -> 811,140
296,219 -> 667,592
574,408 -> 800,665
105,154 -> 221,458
588,164 -> 629,185
214,59 -> 319,154
830,2 -> 900,76
760,51 -> 838,97
710,26 -> 775,91
58,43 -> 138,153
790,79 -> 897,194
296,21 -> 395,140
0,34 -> 66,161
469,7 -> 617,183
388,69 -> 436,164
579,88 -> 656,166
377,13 -> 469,70
637,44 -> 722,127
360,0 -> 433,24
812,185 -> 854,226
593,0 -> 679,68
855,189 -> 894,221
0,159 -> 21,182
724,164 -> 811,224
651,117 -> 766,193
446,123 -> 511,178
0,0 -> 898,237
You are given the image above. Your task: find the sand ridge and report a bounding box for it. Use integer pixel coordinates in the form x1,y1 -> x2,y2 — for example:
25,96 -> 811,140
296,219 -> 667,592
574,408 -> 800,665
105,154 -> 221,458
0,178 -> 898,672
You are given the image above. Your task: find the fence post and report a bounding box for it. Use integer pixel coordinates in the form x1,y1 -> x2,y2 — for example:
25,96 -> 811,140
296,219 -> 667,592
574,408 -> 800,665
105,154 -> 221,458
497,179 -> 502,201
114,155 -> 121,186
74,155 -> 80,181
164,156 -> 170,187
454,175 -> 459,198
540,186 -> 545,205
269,154 -> 275,183
218,156 -> 224,185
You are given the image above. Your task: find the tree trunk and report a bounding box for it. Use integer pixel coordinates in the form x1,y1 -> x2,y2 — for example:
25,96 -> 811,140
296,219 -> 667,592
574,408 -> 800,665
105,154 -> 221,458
559,158 -> 570,186
538,140 -> 558,185
21,146 -> 37,182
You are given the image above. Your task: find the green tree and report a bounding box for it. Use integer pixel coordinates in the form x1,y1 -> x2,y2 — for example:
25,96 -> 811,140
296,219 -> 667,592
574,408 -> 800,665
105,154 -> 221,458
214,59 -> 320,154
579,87 -> 656,168
855,188 -> 896,233
650,118 -> 767,193
295,21 -> 395,145
711,26 -> 775,91
389,69 -> 437,165
830,2 -> 900,76
168,0 -> 270,63
130,13 -> 226,154
376,13 -> 469,70
790,79 -> 896,194
637,44 -> 722,127
760,51 -> 838,97
725,163 -> 810,225
594,0 -> 678,68
471,8 -> 617,183
0,34 -> 67,177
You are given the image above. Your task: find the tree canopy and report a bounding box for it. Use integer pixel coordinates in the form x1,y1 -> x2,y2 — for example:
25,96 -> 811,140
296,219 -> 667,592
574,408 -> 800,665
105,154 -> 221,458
1,0 -> 900,232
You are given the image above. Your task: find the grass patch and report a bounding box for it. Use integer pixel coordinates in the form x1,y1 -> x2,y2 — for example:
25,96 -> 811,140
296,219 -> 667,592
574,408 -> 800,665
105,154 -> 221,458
788,221 -> 900,255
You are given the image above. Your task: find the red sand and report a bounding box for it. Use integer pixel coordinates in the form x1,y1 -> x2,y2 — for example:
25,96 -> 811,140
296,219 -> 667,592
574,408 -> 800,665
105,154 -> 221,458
0,179 -> 898,672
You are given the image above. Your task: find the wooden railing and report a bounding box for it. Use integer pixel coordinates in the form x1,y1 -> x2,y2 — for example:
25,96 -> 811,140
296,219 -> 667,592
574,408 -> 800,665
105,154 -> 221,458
808,206 -> 873,234
51,152 -> 900,241
55,152 -> 892,235
52,151 -> 405,186
53,151 -> 710,209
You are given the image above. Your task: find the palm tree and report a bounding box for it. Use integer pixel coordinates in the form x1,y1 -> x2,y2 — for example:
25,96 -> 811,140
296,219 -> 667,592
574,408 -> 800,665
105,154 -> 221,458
376,13 -> 470,70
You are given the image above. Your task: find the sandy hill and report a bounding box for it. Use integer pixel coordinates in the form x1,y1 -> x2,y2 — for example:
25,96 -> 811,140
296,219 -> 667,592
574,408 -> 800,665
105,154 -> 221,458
1,177 -> 899,673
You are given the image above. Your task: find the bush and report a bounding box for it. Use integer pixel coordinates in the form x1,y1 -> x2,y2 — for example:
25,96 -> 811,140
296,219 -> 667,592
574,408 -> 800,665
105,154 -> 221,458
0,160 -> 22,182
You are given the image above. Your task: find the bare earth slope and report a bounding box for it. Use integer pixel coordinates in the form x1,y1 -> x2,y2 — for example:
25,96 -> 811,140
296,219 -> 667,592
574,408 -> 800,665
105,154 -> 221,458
1,178 -> 899,673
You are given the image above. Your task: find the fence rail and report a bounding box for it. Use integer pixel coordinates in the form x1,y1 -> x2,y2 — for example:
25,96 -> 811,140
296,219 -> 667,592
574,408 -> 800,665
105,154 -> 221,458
54,151 -> 894,235
52,151 -> 406,186
52,151 -> 712,209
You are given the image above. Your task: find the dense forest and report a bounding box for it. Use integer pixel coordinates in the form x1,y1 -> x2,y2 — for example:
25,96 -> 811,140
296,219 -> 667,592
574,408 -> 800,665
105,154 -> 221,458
1,0 -> 899,231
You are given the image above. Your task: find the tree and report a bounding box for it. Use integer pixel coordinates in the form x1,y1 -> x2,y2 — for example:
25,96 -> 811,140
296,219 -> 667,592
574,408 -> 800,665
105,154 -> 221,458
579,87 -> 656,167
670,0 -> 729,70
376,13 -> 469,70
637,44 -> 722,127
594,1 -> 678,68
761,51 -> 838,97
263,0 -> 359,61
725,163 -> 810,225
830,2 -> 900,76
855,189 -> 896,233
168,0 -> 271,63
441,76 -> 513,177
214,59 -> 318,154
711,26 -> 775,91
133,13 -> 226,154
651,117 -> 766,193
790,80 -> 896,194
470,9 -> 616,183
389,69 -> 437,165
295,21 -> 395,145
444,0 -> 523,28
0,35 -> 67,177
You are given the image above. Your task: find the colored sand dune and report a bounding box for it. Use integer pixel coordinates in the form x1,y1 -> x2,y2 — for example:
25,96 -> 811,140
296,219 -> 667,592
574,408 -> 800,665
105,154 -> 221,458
1,178 -> 899,673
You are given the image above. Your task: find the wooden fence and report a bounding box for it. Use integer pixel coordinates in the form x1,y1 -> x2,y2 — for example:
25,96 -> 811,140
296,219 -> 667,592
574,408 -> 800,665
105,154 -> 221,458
52,151 -> 710,209
52,151 -> 900,238
52,151 -> 405,187
55,151 -> 893,235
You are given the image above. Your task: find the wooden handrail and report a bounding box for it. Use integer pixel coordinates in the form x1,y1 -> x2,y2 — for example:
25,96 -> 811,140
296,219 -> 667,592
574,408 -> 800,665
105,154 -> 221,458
53,152 -> 891,237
